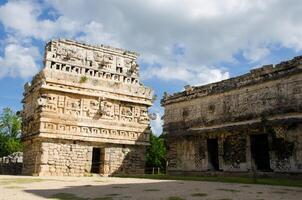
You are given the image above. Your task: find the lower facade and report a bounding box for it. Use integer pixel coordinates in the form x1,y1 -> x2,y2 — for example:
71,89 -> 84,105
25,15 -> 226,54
22,138 -> 146,176
166,123 -> 302,176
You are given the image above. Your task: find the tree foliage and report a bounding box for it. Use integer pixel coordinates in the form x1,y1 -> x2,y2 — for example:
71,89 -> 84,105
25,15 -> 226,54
146,133 -> 166,170
0,108 -> 22,157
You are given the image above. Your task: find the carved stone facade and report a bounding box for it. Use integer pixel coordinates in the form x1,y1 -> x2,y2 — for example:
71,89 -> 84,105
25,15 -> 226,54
21,39 -> 153,176
162,57 -> 302,175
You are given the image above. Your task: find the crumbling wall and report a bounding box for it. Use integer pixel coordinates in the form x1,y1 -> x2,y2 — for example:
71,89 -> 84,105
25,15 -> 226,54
163,72 -> 302,133
22,140 -> 42,175
0,152 -> 23,175
222,134 -> 247,171
163,56 -> 302,175
107,145 -> 146,175
270,124 -> 302,172
166,126 -> 302,174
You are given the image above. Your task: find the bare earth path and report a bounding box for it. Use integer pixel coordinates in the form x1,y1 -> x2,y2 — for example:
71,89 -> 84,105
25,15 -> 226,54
0,175 -> 301,200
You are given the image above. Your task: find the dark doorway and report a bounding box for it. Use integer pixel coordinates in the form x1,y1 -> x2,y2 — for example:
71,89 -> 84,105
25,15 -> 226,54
91,148 -> 101,173
207,139 -> 219,170
250,134 -> 271,171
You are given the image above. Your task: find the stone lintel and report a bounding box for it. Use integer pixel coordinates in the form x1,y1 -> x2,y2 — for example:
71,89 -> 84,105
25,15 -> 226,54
38,133 -> 149,145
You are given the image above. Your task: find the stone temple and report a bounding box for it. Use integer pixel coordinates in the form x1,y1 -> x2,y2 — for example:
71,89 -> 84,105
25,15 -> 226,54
162,57 -> 302,175
21,39 -> 153,176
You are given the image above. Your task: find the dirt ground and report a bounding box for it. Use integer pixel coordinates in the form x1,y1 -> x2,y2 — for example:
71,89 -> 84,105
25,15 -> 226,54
0,175 -> 301,200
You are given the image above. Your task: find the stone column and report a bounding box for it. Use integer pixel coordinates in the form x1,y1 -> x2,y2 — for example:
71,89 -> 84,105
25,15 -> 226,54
246,134 -> 252,171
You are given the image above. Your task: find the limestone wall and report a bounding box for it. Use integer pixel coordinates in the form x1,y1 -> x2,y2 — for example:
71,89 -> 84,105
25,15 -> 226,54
106,145 -> 146,175
166,125 -> 302,174
0,152 -> 23,175
162,56 -> 302,175
22,140 -> 42,175
163,72 -> 302,133
23,138 -> 146,176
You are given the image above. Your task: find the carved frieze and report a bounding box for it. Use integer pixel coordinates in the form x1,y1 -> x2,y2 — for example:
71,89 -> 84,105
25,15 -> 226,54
46,40 -> 140,84
38,93 -> 150,125
40,122 -> 149,142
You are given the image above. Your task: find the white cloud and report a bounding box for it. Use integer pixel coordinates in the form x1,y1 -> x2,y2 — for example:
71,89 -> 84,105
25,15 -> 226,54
0,0 -> 116,78
0,1 -> 39,38
2,0 -> 302,135
1,1 -> 302,82
142,65 -> 229,86
76,21 -> 120,47
196,68 -> 230,85
0,1 -> 83,40
243,46 -> 270,63
150,113 -> 163,136
0,42 -> 39,79
43,0 -> 302,83
149,105 -> 164,136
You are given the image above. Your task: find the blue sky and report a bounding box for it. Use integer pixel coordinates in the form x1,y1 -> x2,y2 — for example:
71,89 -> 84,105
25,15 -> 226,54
1,0 -> 302,135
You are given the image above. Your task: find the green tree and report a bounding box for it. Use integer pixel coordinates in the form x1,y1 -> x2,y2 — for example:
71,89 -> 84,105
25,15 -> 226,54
0,108 -> 22,157
146,133 -> 166,170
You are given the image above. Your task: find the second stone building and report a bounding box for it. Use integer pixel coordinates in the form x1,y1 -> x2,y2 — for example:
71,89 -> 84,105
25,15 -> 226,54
162,57 -> 302,175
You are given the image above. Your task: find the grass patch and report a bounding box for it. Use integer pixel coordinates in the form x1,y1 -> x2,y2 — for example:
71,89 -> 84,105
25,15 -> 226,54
217,188 -> 240,193
282,188 -> 302,192
50,193 -> 84,200
191,192 -> 207,197
144,189 -> 160,191
122,196 -> 132,199
50,193 -> 112,200
93,198 -> 113,200
4,185 -> 26,189
272,191 -> 288,194
79,76 -> 88,83
167,196 -> 186,200
112,186 -> 129,188
116,174 -> 302,187
94,180 -> 108,183
240,185 -> 250,187
105,193 -> 120,197
0,178 -> 44,185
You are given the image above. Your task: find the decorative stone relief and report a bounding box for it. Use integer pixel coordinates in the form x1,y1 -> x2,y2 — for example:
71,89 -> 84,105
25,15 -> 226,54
40,122 -> 149,142
22,39 -> 153,176
37,92 -> 149,125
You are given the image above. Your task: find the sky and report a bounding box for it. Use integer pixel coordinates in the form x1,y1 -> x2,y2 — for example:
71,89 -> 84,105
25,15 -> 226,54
1,0 -> 302,135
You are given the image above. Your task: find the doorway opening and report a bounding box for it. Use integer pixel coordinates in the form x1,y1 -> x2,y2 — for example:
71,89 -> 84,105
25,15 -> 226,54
207,138 -> 219,170
250,134 -> 271,171
91,147 -> 102,174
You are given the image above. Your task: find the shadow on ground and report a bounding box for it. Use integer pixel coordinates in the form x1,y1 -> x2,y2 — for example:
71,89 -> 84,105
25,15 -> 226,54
23,178 -> 302,200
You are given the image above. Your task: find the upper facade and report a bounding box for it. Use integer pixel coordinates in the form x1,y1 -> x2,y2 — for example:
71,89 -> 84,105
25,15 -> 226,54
44,39 -> 142,86
22,39 -> 153,145
161,56 -> 302,134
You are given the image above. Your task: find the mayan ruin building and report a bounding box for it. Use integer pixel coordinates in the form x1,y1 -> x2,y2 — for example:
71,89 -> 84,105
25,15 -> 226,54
21,39 -> 153,176
162,57 -> 302,175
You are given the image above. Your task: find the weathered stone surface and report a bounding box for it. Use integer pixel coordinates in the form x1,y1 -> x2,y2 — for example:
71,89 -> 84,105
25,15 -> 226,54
0,152 -> 23,175
21,39 -> 153,176
162,56 -> 302,175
